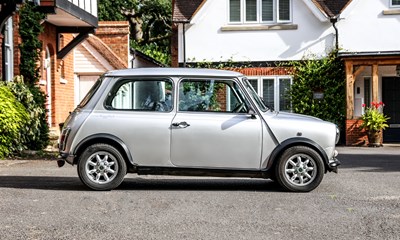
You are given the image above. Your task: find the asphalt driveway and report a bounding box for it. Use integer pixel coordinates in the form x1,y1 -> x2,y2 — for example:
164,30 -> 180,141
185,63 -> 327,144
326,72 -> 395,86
0,145 -> 399,240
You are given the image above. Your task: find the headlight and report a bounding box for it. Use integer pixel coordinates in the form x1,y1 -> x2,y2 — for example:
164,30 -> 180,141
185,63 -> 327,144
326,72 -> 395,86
335,126 -> 340,144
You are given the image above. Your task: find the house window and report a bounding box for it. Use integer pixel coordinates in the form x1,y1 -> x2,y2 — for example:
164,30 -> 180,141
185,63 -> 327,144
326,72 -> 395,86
248,76 -> 292,111
391,0 -> 400,7
229,0 -> 291,24
2,17 -> 14,81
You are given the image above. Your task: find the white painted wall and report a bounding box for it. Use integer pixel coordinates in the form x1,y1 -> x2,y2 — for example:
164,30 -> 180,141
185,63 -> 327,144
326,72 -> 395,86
180,0 -> 335,63
338,0 -> 400,52
180,0 -> 400,63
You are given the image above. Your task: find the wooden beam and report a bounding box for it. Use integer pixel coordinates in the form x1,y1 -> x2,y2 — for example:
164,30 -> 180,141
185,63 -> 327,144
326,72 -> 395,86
372,64 -> 379,102
346,61 -> 355,119
353,66 -> 366,78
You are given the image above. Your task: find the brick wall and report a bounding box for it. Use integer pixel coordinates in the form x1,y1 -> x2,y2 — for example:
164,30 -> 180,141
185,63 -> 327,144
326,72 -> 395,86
95,21 -> 130,67
38,23 -> 75,130
345,119 -> 368,146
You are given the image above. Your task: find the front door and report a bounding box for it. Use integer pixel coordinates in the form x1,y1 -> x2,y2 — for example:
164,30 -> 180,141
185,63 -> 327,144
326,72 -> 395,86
171,78 -> 262,169
382,77 -> 400,142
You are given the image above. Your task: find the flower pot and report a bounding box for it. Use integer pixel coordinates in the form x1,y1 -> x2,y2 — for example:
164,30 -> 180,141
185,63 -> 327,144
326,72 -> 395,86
367,131 -> 382,147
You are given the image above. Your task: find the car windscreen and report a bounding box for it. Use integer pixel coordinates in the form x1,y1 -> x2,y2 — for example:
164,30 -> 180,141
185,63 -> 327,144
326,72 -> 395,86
78,76 -> 104,108
243,78 -> 268,112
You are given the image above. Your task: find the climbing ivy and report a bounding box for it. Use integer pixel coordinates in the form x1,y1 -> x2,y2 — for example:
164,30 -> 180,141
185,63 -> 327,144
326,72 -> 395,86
285,50 -> 346,130
18,3 -> 44,86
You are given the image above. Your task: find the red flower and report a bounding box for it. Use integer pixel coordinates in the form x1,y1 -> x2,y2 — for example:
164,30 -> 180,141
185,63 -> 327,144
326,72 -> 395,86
362,103 -> 366,107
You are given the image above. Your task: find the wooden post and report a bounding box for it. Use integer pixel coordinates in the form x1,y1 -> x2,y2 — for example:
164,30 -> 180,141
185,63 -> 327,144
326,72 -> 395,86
346,61 -> 355,119
372,64 -> 379,103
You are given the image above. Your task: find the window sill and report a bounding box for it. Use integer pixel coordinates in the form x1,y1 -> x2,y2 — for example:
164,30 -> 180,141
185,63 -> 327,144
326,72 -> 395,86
221,24 -> 298,31
383,9 -> 400,15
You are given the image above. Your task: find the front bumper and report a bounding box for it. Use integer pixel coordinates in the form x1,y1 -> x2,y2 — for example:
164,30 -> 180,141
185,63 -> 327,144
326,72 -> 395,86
327,150 -> 340,173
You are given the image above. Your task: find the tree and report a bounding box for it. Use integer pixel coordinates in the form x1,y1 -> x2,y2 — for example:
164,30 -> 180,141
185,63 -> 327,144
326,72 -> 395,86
98,0 -> 171,65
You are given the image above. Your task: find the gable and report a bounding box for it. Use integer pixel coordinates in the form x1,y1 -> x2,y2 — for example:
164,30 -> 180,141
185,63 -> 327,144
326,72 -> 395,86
173,0 -> 206,22
312,0 -> 353,17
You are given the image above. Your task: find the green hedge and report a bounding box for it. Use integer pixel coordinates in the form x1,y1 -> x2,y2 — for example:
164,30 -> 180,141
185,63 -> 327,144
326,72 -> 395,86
0,78 -> 49,158
0,85 -> 29,158
286,51 -> 346,131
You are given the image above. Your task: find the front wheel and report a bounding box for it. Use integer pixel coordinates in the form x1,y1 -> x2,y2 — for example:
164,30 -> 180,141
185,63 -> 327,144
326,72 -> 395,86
275,146 -> 325,192
77,143 -> 127,190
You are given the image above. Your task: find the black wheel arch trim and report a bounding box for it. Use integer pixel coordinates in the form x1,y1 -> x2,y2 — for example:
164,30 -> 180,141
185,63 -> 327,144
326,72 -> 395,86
74,134 -> 134,165
266,137 -> 330,171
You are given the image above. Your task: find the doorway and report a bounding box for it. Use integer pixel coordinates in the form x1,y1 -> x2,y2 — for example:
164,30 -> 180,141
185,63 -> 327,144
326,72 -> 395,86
382,77 -> 400,142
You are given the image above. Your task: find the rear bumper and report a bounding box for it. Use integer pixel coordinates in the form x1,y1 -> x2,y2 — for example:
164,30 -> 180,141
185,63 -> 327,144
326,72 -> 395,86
58,152 -> 75,165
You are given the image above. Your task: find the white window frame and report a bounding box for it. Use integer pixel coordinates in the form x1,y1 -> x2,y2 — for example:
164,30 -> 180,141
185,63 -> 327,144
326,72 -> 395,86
228,0 -> 292,24
3,17 -> 14,81
247,76 -> 292,112
391,0 -> 400,8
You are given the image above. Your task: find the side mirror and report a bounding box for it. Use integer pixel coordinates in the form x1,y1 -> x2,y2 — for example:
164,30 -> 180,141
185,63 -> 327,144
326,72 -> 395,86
248,108 -> 257,119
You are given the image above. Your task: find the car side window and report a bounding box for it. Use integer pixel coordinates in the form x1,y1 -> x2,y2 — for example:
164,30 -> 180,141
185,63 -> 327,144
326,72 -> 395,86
179,79 -> 248,113
105,79 -> 173,112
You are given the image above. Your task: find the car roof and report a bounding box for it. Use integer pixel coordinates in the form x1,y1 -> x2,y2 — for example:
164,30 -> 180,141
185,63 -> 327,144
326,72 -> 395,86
103,68 -> 244,78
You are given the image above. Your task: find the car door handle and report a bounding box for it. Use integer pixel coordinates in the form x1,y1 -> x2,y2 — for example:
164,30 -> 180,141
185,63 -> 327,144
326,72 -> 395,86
172,121 -> 191,128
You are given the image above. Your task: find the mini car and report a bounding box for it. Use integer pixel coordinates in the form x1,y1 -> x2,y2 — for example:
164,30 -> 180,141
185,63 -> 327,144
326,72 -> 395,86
58,68 -> 340,192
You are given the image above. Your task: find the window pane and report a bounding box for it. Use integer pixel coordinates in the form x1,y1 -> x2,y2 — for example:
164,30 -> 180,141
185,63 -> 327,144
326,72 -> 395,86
109,80 -> 172,111
248,79 -> 258,92
230,0 -> 241,22
278,0 -> 290,21
262,79 -> 275,108
179,79 -> 245,112
246,0 -> 257,21
393,0 -> 400,6
262,0 -> 273,21
279,78 -> 291,111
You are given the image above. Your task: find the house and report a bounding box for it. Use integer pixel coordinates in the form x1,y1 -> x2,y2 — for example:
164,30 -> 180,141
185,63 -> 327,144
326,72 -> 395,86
172,0 -> 400,145
1,0 -> 99,134
1,2 -> 137,137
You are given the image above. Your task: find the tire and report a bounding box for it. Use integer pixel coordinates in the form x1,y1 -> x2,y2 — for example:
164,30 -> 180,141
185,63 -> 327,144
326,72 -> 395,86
77,143 -> 127,191
275,146 -> 325,192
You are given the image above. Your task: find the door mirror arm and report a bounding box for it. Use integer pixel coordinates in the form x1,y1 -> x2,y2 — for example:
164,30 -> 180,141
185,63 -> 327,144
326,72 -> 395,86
248,108 -> 257,119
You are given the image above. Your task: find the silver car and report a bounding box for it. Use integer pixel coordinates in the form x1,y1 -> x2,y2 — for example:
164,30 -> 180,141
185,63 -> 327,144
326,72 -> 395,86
58,68 -> 340,192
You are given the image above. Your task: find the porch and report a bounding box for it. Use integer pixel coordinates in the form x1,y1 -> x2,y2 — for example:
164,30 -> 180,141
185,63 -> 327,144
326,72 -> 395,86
341,52 -> 400,145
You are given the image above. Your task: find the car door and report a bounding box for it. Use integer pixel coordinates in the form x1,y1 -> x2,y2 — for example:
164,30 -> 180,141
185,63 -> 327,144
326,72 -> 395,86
102,78 -> 175,166
170,78 -> 263,169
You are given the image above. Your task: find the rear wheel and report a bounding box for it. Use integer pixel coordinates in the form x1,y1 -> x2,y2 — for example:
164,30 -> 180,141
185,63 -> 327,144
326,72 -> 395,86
77,143 -> 126,190
275,146 -> 325,192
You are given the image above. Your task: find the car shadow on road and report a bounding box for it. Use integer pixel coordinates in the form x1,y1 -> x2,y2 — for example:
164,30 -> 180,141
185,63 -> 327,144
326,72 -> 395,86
119,177 -> 282,192
0,175 -> 283,192
0,176 -> 87,191
339,153 -> 400,172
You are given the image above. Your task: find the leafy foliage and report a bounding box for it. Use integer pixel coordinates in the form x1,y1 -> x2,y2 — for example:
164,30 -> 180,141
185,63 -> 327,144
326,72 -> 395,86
18,3 -> 44,85
7,77 -> 50,150
0,85 -> 29,158
98,0 -> 171,65
285,51 -> 346,129
360,102 -> 389,133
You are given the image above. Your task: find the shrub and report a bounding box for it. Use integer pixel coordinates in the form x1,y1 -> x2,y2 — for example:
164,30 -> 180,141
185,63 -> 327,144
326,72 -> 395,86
285,50 -> 346,131
5,77 -> 49,151
0,85 -> 29,158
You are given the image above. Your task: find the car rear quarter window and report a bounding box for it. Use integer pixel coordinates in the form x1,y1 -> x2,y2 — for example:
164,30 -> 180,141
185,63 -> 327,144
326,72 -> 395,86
105,78 -> 173,112
78,76 -> 103,108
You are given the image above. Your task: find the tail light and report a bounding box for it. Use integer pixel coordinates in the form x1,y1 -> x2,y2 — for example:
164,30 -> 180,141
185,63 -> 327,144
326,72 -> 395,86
59,128 -> 71,151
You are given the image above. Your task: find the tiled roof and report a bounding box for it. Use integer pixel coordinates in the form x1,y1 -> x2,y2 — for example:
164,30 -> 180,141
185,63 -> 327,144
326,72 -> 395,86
172,0 -> 205,22
172,0 -> 353,21
86,35 -> 127,69
312,0 -> 353,17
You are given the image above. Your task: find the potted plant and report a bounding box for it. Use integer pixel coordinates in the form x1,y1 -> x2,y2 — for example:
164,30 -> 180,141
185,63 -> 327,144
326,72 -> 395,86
360,102 -> 390,147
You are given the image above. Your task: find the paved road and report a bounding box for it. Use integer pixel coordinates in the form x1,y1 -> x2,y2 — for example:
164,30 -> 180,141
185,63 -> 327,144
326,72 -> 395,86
0,146 -> 399,240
